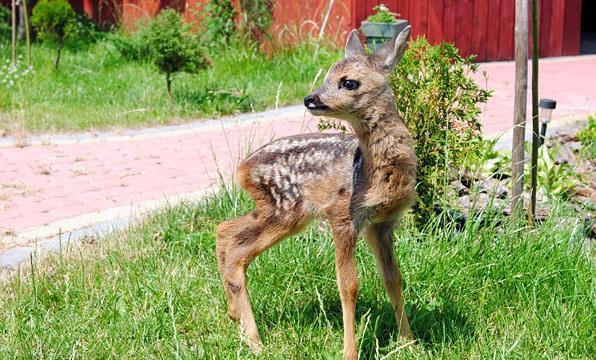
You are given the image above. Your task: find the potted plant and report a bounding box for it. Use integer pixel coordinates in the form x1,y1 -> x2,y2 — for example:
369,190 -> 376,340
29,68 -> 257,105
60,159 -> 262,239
360,4 -> 409,52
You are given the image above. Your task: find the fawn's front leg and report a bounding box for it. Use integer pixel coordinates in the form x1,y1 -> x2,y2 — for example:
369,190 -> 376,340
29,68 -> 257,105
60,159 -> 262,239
365,222 -> 412,340
331,221 -> 359,360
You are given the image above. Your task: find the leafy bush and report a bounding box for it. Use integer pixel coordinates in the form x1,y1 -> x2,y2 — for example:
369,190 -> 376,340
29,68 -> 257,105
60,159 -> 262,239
474,143 -> 576,202
238,0 -> 273,44
0,5 -> 10,42
366,4 -> 399,23
390,38 -> 491,217
466,140 -> 511,180
204,0 -> 236,46
110,26 -> 152,62
67,12 -> 102,50
530,145 -> 576,200
31,0 -> 77,69
577,115 -> 595,159
145,9 -> 209,96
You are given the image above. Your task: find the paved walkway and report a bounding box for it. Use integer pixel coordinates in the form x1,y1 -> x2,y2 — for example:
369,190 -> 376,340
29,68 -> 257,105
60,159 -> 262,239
1,55 -> 595,255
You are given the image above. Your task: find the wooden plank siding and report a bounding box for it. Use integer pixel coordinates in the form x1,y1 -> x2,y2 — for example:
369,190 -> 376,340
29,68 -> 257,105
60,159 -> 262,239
427,0 -> 444,44
443,0 -> 457,44
349,0 -> 581,61
498,0 -> 515,61
486,0 -> 502,61
471,0 -> 488,61
549,0 -> 567,55
410,0 -> 429,38
455,0 -> 474,57
3,0 -> 582,61
562,0 -> 582,55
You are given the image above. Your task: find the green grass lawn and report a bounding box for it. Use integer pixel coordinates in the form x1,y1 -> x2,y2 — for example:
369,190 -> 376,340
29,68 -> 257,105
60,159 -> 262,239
0,40 -> 336,134
0,187 -> 593,359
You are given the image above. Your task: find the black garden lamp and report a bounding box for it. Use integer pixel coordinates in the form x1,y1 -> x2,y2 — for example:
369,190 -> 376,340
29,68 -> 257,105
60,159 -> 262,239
539,98 -> 557,145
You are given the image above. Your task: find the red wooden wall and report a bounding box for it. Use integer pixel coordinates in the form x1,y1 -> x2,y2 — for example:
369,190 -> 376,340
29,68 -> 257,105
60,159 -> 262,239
4,0 -> 582,61
269,0 -> 353,44
67,0 -> 186,29
349,0 -> 581,61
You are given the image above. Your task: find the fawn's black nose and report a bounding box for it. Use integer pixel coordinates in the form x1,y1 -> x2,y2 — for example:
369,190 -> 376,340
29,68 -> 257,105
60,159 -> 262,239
304,94 -> 320,108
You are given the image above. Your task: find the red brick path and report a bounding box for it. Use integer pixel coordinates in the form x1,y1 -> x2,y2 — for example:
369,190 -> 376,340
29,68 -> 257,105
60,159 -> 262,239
1,56 -> 595,240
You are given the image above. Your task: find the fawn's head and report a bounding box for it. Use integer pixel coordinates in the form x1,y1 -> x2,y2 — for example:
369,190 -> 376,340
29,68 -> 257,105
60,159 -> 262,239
305,26 -> 411,121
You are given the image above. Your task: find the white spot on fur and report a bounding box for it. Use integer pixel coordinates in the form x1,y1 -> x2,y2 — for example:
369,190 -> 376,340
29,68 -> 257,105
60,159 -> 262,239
245,135 -> 359,210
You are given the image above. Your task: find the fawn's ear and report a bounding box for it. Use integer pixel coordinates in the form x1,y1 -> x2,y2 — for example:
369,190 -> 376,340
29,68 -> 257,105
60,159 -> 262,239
373,25 -> 411,71
345,30 -> 365,58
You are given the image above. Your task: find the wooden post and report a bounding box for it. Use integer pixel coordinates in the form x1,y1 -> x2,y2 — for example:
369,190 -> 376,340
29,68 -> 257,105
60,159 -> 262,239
511,0 -> 529,219
528,0 -> 539,221
22,0 -> 31,67
11,0 -> 17,66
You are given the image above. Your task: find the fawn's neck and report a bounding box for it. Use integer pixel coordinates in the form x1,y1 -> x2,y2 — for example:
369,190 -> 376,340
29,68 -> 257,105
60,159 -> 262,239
350,92 -> 414,168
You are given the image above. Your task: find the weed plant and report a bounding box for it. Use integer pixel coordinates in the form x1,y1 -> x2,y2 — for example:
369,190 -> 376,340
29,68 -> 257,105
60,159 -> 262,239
366,4 -> 400,23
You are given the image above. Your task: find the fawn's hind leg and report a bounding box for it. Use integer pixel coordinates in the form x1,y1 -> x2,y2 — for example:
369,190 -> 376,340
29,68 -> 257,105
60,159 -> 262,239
329,220 -> 359,360
216,210 -> 308,351
365,222 -> 412,340
216,213 -> 254,317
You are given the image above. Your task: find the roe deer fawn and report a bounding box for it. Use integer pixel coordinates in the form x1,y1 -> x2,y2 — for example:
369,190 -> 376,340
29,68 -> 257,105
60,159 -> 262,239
216,26 -> 416,359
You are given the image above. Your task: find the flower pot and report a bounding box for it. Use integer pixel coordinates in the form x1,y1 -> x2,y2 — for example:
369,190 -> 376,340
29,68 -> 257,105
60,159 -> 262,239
360,19 -> 409,52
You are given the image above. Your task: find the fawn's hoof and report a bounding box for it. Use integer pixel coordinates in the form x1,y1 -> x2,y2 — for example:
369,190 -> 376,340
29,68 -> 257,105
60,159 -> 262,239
246,337 -> 263,354
401,331 -> 414,341
227,306 -> 240,321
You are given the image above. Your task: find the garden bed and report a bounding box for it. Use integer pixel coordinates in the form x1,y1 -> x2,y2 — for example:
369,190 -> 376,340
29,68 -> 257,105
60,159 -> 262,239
0,40 -> 336,134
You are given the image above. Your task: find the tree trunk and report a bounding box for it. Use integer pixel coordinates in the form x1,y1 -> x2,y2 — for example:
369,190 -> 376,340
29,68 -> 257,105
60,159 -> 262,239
166,72 -> 172,97
17,0 -> 25,38
511,0 -> 529,220
11,0 -> 17,66
22,0 -> 31,67
55,40 -> 64,70
528,0 -> 540,222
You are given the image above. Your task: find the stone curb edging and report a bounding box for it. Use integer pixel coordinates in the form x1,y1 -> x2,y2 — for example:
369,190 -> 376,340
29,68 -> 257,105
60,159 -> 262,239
0,106 -> 307,148
0,187 -> 217,269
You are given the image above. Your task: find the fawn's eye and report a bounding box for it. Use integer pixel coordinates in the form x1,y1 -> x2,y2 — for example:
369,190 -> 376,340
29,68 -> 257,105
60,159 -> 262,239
340,78 -> 359,90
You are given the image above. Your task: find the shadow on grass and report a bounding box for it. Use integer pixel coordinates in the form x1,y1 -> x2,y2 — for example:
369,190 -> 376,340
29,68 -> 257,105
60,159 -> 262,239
408,301 -> 474,346
257,289 -> 475,357
357,299 -> 474,357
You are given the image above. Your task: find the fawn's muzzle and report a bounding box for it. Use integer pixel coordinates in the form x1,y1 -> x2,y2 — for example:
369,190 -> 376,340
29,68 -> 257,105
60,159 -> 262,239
304,94 -> 328,111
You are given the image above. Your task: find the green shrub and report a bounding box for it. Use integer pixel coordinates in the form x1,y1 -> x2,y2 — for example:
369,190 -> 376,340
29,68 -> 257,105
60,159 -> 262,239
67,12 -> 102,50
31,0 -> 77,69
238,0 -> 273,44
529,144 -> 576,201
203,0 -> 236,46
145,9 -> 209,96
471,142 -> 577,202
577,115 -> 595,159
110,26 -> 152,62
366,4 -> 399,23
390,38 -> 491,217
0,5 -> 10,42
